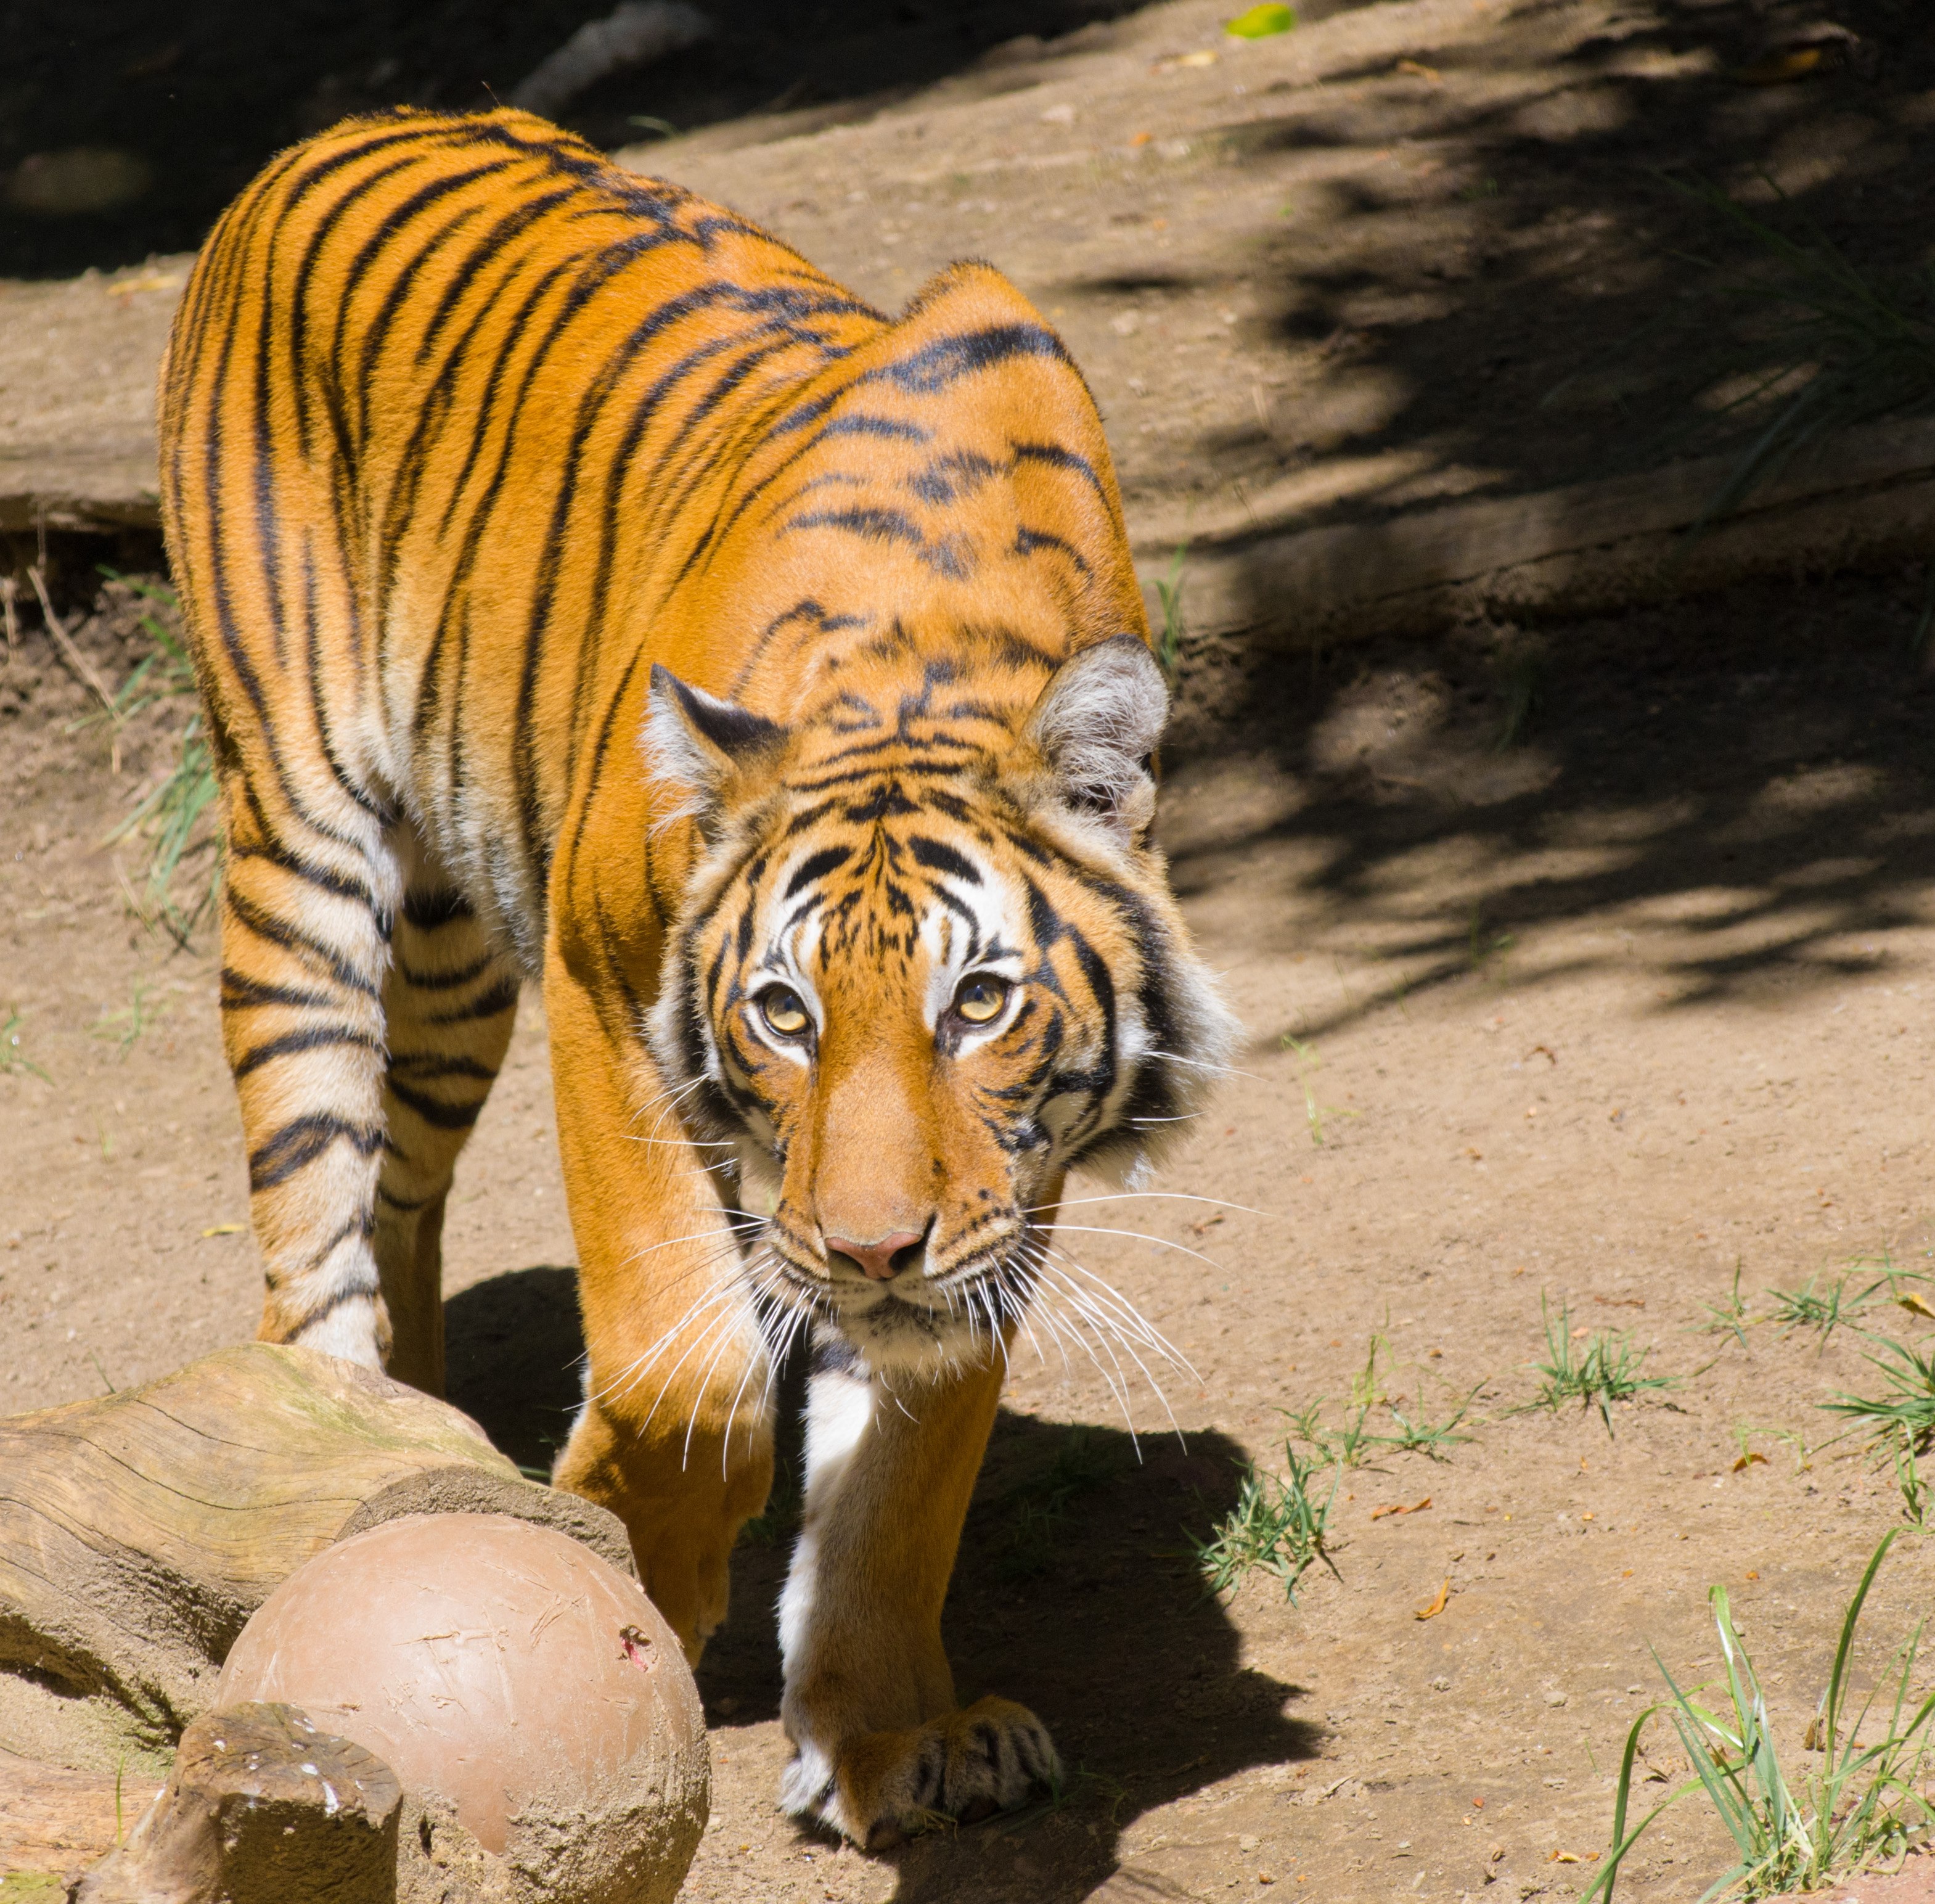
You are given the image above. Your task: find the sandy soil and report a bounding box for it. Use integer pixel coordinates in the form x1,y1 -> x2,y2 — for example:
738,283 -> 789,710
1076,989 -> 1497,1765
7,554 -> 1935,1902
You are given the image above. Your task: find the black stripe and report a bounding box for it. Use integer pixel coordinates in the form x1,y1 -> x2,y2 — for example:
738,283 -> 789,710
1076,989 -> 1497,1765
426,975 -> 520,1024
783,846 -> 851,899
388,1053 -> 500,1082
249,1114 -> 383,1192
907,835 -> 981,885
285,1276 -> 382,1335
863,322 -> 1071,397
227,837 -> 378,911
221,968 -> 336,1012
393,951 -> 496,991
1011,438 -> 1108,501
377,1184 -> 436,1212
234,1025 -> 383,1078
331,160 -> 517,445
1013,525 -> 1091,573
401,887 -> 473,929
386,1078 -> 486,1131
225,888 -> 382,998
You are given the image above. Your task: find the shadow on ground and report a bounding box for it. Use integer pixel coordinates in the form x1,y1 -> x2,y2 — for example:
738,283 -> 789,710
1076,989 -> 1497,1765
3,0 -> 1212,278
446,1265 -> 584,1479
444,1265 -> 1318,1898
708,1403 -> 1321,1902
1163,565 -> 1935,1046
1063,0 -> 1932,528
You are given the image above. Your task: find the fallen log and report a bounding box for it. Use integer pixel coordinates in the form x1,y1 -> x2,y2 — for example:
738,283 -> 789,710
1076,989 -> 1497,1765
0,1746 -> 165,1884
0,1342 -> 632,1739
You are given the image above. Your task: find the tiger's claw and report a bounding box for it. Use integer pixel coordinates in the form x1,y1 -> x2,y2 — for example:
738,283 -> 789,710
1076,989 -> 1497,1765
780,1695 -> 1061,1849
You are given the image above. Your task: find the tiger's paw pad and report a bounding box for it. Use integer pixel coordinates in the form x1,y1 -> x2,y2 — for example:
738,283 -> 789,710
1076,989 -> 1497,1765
780,1695 -> 1062,1849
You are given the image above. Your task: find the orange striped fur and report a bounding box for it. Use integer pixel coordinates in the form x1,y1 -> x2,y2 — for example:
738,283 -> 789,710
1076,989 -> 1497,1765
159,108 -> 1235,1846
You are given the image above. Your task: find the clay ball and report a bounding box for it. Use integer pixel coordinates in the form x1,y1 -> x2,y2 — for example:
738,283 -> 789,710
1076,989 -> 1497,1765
215,1513 -> 707,1904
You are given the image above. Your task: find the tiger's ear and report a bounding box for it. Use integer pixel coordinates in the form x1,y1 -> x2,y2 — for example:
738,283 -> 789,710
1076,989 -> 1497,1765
645,664 -> 788,832
1023,634 -> 1168,843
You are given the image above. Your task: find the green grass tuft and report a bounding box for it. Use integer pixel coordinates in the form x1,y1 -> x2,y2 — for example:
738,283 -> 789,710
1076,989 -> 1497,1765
1193,1439 -> 1341,1602
1379,1377 -> 1480,1462
1820,1332 -> 1935,1525
1,1005 -> 51,1084
1522,1295 -> 1682,1434
1154,543 -> 1188,680
1278,1033 -> 1357,1148
1584,1530 -> 1935,1902
1663,178 -> 1935,537
96,569 -> 221,942
1696,1263 -> 1753,1350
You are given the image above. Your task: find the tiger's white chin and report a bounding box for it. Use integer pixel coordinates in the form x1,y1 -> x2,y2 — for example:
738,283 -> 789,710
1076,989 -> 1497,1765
814,1277 -> 1007,1378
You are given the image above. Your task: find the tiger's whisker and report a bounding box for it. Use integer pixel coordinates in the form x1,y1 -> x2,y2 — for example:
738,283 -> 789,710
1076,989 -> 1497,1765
1025,1191 -> 1275,1220
1041,1221 -> 1224,1270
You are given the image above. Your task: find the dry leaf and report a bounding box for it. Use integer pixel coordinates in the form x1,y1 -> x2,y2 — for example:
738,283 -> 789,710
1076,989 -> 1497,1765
1550,1850 -> 1582,1864
201,1223 -> 244,1237
1735,45 -> 1827,83
1415,1578 -> 1450,1620
1370,1497 -> 1431,1520
1732,1451 -> 1768,1471
1394,58 -> 1441,81
1897,1290 -> 1935,1320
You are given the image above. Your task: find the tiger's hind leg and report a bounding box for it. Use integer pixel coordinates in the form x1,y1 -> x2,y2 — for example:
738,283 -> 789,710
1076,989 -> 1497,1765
217,782 -> 399,1369
371,843 -> 520,1395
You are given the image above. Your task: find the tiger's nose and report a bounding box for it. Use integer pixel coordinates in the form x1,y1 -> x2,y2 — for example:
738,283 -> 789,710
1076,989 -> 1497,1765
825,1231 -> 925,1282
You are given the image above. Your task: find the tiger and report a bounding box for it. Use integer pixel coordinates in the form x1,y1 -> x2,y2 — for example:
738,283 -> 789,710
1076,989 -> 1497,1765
157,106 -> 1237,1847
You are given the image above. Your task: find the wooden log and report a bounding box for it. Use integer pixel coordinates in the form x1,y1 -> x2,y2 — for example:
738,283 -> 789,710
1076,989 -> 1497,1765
0,1343 -> 631,1738
1135,413 -> 1935,667
74,1702 -> 402,1904
0,1746 -> 165,1882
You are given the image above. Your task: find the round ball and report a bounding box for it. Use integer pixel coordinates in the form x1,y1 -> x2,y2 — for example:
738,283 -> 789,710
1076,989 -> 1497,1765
216,1513 -> 707,1904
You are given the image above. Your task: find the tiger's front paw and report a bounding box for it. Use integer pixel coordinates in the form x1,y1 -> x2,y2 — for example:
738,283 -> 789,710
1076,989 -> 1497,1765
779,1695 -> 1062,1849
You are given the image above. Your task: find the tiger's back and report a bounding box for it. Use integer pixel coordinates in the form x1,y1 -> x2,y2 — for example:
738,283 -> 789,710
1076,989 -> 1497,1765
163,107 -> 1139,967
162,108 -> 1233,1851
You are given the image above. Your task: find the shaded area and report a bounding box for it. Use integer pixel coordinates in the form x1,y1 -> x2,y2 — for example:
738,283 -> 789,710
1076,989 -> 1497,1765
1164,565 -> 1935,1042
445,1265 -> 584,1479
1,0 -> 1176,278
444,1266 -> 1316,1894
1059,0 -> 1933,535
702,1403 -> 1319,1900
890,1413 -> 1319,1902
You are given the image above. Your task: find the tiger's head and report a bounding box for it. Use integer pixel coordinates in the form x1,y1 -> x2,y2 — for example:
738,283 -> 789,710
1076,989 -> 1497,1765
645,635 -> 1238,1375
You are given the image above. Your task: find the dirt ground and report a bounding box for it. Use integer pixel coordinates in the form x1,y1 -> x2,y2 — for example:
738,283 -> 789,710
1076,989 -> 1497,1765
7,0 -> 1935,1898
8,552 -> 1935,1903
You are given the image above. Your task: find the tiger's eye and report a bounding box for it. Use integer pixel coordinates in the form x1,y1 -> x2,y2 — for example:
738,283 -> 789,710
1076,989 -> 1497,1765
758,987 -> 811,1036
954,975 -> 1009,1025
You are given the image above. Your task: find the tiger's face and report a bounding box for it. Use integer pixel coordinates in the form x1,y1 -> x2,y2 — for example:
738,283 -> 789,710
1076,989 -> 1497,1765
646,638 -> 1236,1374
